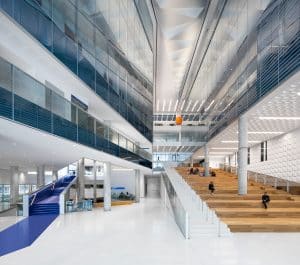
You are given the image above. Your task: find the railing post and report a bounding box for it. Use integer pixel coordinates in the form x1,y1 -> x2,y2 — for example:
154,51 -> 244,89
59,193 -> 65,214
287,181 -> 290,193
23,194 -> 29,217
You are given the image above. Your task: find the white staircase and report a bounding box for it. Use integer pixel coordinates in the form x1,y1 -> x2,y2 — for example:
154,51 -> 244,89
163,165 -> 231,238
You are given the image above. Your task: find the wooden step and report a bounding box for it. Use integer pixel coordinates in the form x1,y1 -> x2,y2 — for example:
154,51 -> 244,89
207,200 -> 300,208
200,194 -> 292,200
216,208 -> 300,218
223,218 -> 300,232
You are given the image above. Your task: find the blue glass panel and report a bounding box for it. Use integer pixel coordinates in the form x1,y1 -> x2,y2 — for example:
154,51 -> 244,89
0,86 -> 12,119
78,48 -> 95,90
52,114 -> 77,142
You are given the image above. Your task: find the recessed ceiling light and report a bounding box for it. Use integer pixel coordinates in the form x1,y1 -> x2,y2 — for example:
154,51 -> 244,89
290,84 -> 297,88
236,131 -> 284,134
259,116 -> 300,120
297,92 -> 300,96
28,171 -> 37,175
221,140 -> 260,143
211,147 -> 238,150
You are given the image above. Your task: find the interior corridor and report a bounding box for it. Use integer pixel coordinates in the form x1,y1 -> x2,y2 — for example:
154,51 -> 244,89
1,198 -> 300,265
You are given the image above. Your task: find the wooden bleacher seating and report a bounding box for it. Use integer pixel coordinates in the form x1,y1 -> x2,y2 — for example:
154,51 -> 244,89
176,167 -> 300,232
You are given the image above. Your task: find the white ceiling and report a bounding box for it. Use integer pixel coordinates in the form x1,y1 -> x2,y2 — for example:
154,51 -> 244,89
154,0 -> 208,111
193,70 -> 300,158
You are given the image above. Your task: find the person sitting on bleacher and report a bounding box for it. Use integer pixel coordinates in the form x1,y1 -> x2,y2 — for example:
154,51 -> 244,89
189,168 -> 194,175
208,181 -> 215,194
262,192 -> 270,209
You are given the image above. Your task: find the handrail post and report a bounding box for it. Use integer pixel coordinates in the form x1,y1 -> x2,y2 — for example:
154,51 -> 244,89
23,194 -> 29,217
287,181 -> 290,193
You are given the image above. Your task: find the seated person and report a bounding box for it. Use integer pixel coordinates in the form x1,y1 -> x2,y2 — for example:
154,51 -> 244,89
211,171 -> 216,177
189,168 -> 194,175
208,181 -> 215,194
194,168 -> 199,175
262,192 -> 270,209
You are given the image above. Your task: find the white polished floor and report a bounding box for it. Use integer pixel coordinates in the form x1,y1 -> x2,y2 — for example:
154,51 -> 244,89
1,198 -> 300,265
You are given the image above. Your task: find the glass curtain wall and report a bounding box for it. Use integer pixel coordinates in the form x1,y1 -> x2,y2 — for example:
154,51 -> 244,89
196,0 -> 300,139
0,57 -> 152,168
0,0 -> 153,142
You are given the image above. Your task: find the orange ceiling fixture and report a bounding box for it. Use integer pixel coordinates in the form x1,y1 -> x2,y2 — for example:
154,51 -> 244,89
175,115 -> 183,125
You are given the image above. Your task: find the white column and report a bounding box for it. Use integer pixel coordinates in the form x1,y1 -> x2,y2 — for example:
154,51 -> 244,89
103,162 -> 111,211
238,114 -> 248,195
52,170 -> 58,181
93,160 -> 97,202
37,165 -> 45,187
77,158 -> 85,201
204,144 -> 210,177
10,166 -> 19,204
140,174 -> 145,198
135,169 -> 141,203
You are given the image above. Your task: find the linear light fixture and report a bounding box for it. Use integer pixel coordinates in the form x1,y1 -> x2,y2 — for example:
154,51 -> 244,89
168,100 -> 172,112
185,100 -> 192,112
210,152 -> 234,154
156,100 -> 160,111
211,147 -> 238,150
197,100 -> 205,112
174,99 -> 179,111
27,171 -> 37,175
248,131 -> 284,134
162,100 -> 166,112
221,140 -> 260,143
191,100 -> 199,112
259,116 -> 300,120
45,171 -> 53,175
180,99 -> 186,111
236,131 -> 284,134
205,100 -> 215,112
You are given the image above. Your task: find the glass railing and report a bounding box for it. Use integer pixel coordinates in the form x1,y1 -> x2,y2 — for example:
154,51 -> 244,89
161,172 -> 189,239
0,0 -> 153,142
0,57 -> 152,168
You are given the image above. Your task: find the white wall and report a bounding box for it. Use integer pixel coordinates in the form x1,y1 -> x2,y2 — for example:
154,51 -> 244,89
0,169 -> 37,184
209,157 -> 226,168
145,175 -> 161,198
248,127 -> 300,182
110,170 -> 135,195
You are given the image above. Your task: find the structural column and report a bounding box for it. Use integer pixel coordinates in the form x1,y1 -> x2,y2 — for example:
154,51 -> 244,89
37,165 -> 45,187
135,169 -> 141,203
93,160 -> 97,203
140,173 -> 145,198
52,170 -> 58,181
10,166 -> 19,204
103,162 -> 111,211
204,144 -> 210,177
77,158 -> 85,201
238,114 -> 248,195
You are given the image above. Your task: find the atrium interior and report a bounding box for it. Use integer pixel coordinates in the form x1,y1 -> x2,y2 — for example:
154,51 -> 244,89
0,0 -> 300,264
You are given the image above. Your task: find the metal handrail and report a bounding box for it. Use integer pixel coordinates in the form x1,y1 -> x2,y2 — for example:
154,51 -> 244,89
220,164 -> 300,192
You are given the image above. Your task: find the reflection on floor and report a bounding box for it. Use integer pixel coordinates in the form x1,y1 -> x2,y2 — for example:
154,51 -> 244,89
0,216 -> 24,232
0,214 -> 57,256
1,198 -> 300,265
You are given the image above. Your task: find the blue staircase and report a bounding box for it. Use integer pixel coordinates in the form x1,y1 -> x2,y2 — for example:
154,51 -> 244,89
29,175 -> 76,216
